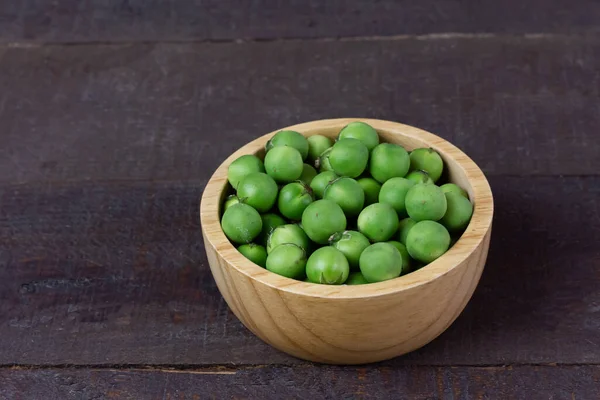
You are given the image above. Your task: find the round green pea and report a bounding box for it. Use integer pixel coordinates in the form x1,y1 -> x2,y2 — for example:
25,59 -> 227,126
266,130 -> 309,160
264,146 -> 303,183
309,171 -> 338,199
301,199 -> 347,244
359,243 -> 403,283
345,271 -> 369,285
378,177 -> 415,218
267,224 -> 310,254
237,243 -> 267,268
409,148 -> 444,182
441,183 -> 469,199
299,163 -> 318,185
357,177 -> 381,206
329,230 -> 370,270
306,247 -> 349,285
266,244 -> 307,279
357,203 -> 399,242
317,147 -> 334,172
257,213 -> 286,246
223,194 -> 240,213
405,184 -> 447,222
329,138 -> 369,178
405,170 -> 434,185
323,177 -> 365,217
440,192 -> 473,232
277,182 -> 314,220
397,217 -> 417,245
338,121 -> 379,152
406,220 -> 450,263
369,143 -> 410,183
307,135 -> 333,163
227,155 -> 265,190
237,172 -> 278,213
387,241 -> 412,275
221,203 -> 262,244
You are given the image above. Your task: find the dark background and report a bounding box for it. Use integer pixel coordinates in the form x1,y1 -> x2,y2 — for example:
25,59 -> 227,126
0,1 -> 599,399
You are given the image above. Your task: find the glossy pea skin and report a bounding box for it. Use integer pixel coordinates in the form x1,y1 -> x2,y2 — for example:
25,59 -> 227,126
317,147 -> 334,172
357,203 -> 399,242
267,224 -> 310,254
221,203 -> 263,244
257,213 -> 286,246
301,199 -> 347,244
359,242 -> 403,283
323,177 -> 365,217
329,138 -> 369,178
299,163 -> 318,185
406,220 -> 450,263
223,195 -> 240,213
306,247 -> 350,285
397,217 -> 417,245
237,243 -> 268,268
277,182 -> 314,220
227,155 -> 265,190
307,135 -> 333,163
264,146 -> 304,183
357,177 -> 381,206
405,170 -> 434,185
237,172 -> 278,213
345,271 -> 369,285
409,148 -> 444,183
338,121 -> 380,152
329,230 -> 370,270
369,143 -> 410,183
441,183 -> 469,199
266,130 -> 309,160
387,241 -> 412,275
440,192 -> 473,232
378,177 -> 415,218
310,171 -> 338,199
266,243 -> 307,279
405,183 -> 448,222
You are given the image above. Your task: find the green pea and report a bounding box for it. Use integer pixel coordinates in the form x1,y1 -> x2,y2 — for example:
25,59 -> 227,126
406,220 -> 450,263
329,230 -> 370,270
237,172 -> 278,213
221,203 -> 263,244
299,163 -> 318,185
345,271 -> 369,285
338,121 -> 379,152
309,171 -> 338,199
227,155 -> 265,190
323,177 -> 365,217
329,138 -> 369,178
266,130 -> 309,160
397,217 -> 417,245
369,143 -> 410,183
301,199 -> 347,244
223,194 -> 240,213
264,146 -> 304,183
357,203 -> 399,242
357,177 -> 381,206
359,243 -> 402,283
266,243 -> 307,279
405,170 -> 434,185
387,241 -> 412,275
378,177 -> 415,218
277,182 -> 314,220
441,183 -> 469,199
440,192 -> 473,232
237,243 -> 268,268
409,148 -> 444,182
405,184 -> 447,221
307,135 -> 333,163
257,213 -> 286,246
317,147 -> 334,172
267,224 -> 310,254
306,247 -> 350,285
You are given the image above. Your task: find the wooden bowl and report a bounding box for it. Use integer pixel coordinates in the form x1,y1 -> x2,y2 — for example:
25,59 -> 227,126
200,118 -> 493,365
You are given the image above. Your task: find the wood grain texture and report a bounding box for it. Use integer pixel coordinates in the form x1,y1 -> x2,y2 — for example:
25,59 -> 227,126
0,1 -> 599,42
0,365 -> 598,399
0,36 -> 599,185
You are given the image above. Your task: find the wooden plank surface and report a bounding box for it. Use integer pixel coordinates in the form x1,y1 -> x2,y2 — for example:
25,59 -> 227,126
0,365 -> 598,399
0,36 -> 599,186
1,1 -> 599,43
1,176 -> 598,366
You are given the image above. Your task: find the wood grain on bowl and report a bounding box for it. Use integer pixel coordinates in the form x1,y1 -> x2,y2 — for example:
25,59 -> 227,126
200,118 -> 493,364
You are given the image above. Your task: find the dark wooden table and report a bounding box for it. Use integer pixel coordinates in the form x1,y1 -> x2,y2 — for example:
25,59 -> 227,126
1,2 -> 599,399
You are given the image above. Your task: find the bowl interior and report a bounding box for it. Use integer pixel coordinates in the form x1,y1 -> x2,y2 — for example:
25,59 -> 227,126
200,118 -> 493,299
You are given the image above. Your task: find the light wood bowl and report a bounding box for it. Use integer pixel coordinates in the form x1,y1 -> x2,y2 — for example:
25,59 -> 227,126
200,118 -> 493,365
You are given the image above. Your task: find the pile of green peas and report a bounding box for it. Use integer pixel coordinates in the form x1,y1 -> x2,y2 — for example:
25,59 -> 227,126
220,121 -> 473,285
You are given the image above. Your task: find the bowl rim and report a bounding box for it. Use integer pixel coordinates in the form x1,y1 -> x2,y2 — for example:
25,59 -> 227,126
200,118 -> 494,299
